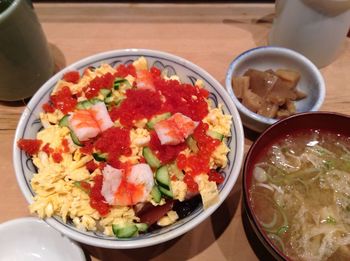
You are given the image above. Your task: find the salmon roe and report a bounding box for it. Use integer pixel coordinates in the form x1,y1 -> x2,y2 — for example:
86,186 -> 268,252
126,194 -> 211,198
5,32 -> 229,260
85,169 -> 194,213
115,64 -> 137,78
17,139 -> 42,156
50,86 -> 77,114
109,71 -> 209,128
89,175 -> 110,216
176,123 -> 221,191
149,131 -> 187,164
63,71 -> 80,84
52,152 -> 63,163
109,89 -> 163,127
94,127 -> 132,169
154,78 -> 209,121
83,72 -> 115,99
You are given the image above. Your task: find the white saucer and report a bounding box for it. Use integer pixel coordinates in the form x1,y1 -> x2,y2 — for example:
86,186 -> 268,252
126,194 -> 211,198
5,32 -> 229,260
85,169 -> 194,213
0,217 -> 85,261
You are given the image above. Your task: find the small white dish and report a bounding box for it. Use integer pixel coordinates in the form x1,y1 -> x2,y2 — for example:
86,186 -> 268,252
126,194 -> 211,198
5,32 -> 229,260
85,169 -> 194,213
225,46 -> 326,133
0,217 -> 85,261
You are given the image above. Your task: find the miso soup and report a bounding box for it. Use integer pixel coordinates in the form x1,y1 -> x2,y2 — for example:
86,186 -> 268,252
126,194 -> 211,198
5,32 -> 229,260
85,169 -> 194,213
250,129 -> 350,261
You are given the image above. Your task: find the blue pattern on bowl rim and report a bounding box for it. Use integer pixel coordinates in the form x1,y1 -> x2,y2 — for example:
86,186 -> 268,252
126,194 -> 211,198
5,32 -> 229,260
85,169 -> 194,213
13,49 -> 244,248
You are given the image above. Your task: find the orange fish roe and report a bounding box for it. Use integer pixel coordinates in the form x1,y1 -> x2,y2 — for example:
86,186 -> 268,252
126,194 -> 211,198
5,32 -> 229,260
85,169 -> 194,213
17,139 -> 42,156
42,102 -> 55,113
83,72 -> 115,99
89,175 -> 110,216
50,86 -> 77,114
94,127 -> 132,169
63,71 -> 80,84
80,140 -> 95,155
109,89 -> 163,127
61,138 -> 70,153
154,78 -> 209,121
149,131 -> 187,164
177,122 -> 220,191
115,64 -> 136,78
42,143 -> 53,155
52,152 -> 63,163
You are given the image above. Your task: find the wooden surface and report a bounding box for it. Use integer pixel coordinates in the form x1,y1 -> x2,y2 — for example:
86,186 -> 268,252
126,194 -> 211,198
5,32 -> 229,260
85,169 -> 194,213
1,3 -> 349,260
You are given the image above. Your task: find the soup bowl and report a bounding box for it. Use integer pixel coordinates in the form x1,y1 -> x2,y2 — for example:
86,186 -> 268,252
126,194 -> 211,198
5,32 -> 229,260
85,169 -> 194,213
243,112 -> 350,260
13,49 -> 245,249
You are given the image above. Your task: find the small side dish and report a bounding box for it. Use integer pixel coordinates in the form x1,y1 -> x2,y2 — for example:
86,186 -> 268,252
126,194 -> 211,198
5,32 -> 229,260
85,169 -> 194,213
16,57 -> 232,238
232,68 -> 306,119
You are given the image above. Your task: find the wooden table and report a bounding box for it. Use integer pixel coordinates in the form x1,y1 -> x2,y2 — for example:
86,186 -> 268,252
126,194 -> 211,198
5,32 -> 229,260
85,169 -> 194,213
1,3 -> 349,260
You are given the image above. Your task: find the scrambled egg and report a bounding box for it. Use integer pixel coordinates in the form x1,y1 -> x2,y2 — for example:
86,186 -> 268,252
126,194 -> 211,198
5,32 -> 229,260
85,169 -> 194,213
195,174 -> 219,209
210,142 -> 230,169
203,104 -> 232,137
171,180 -> 187,202
157,211 -> 179,226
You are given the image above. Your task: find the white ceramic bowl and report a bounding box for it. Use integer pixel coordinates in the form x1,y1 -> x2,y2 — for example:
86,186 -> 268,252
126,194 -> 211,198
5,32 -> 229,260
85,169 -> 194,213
13,49 -> 245,249
225,46 -> 326,133
0,217 -> 85,261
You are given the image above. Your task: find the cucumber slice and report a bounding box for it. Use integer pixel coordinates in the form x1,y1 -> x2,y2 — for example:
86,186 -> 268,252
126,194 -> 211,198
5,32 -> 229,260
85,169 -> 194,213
59,115 -> 82,146
113,78 -> 130,90
76,100 -> 93,110
104,96 -> 114,104
146,112 -> 172,129
73,181 -> 90,194
99,88 -> 111,97
159,186 -> 173,198
151,185 -> 162,203
156,165 -> 170,188
90,98 -> 103,105
135,223 -> 148,233
142,147 -> 161,168
59,115 -> 69,127
168,163 -> 184,180
70,130 -> 83,146
112,224 -> 138,238
206,130 -> 224,141
92,152 -> 108,162
186,135 -> 199,153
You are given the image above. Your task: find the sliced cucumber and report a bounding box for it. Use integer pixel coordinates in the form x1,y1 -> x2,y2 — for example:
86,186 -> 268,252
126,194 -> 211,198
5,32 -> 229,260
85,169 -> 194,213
59,115 -> 82,146
76,100 -> 93,110
73,181 -> 90,194
142,147 -> 161,168
90,98 -> 103,105
156,165 -> 170,189
104,96 -> 114,104
70,130 -> 83,146
159,186 -> 173,198
112,224 -> 138,238
146,112 -> 172,129
92,152 -> 108,162
99,88 -> 112,97
186,135 -> 199,153
114,78 -> 130,90
135,223 -> 148,233
151,185 -> 162,203
59,115 -> 69,127
206,130 -> 224,141
168,163 -> 184,180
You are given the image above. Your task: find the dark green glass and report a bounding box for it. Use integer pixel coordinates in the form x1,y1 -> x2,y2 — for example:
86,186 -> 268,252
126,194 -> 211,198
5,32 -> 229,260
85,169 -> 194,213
0,0 -> 54,101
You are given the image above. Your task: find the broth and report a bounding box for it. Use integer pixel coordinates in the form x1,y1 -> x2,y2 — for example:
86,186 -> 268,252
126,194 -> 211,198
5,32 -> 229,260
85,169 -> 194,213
250,129 -> 350,260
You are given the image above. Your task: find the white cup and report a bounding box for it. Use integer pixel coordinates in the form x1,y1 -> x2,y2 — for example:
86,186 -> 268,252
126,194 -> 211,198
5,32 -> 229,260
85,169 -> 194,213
269,0 -> 350,68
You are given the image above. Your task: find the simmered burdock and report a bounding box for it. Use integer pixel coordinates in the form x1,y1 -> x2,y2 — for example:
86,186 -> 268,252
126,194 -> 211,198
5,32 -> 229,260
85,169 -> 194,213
231,68 -> 306,119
